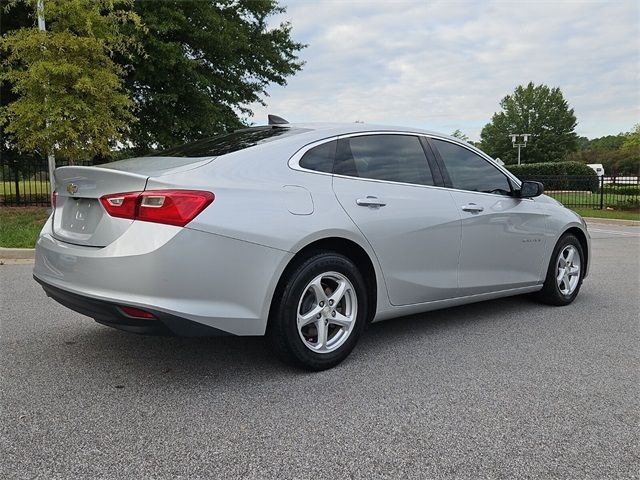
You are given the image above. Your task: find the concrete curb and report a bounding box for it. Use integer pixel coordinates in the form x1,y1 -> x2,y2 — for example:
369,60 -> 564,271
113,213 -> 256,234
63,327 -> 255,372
583,217 -> 640,227
0,247 -> 35,260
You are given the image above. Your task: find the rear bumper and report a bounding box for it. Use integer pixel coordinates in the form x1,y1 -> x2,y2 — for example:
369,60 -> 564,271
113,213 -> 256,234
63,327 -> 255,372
35,276 -> 229,336
33,216 -> 293,336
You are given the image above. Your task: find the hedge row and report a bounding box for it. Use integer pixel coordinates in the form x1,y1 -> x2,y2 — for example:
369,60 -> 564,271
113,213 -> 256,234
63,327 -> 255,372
603,185 -> 640,196
506,161 -> 599,192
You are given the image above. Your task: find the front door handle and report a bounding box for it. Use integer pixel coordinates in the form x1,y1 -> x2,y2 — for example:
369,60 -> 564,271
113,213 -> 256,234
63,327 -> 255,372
461,203 -> 484,213
356,196 -> 387,208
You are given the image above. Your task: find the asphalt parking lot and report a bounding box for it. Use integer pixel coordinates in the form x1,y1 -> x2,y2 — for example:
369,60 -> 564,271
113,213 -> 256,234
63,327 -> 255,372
1,222 -> 638,479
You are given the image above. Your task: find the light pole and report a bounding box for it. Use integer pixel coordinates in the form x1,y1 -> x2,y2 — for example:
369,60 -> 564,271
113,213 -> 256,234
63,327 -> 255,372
509,133 -> 531,166
37,0 -> 56,199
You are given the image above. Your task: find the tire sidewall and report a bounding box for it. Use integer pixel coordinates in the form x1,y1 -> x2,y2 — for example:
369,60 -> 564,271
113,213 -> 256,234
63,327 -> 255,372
546,234 -> 585,304
277,253 -> 368,370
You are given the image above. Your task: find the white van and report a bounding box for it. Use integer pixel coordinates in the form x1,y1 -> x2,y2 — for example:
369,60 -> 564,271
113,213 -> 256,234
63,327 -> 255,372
587,164 -> 605,176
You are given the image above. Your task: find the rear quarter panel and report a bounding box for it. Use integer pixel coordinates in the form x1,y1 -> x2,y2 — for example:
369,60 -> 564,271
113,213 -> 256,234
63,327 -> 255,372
144,139 -> 392,318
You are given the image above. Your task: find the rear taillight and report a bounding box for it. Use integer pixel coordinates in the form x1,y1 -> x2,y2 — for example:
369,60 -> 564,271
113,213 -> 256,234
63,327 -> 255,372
52,190 -> 57,208
100,190 -> 214,227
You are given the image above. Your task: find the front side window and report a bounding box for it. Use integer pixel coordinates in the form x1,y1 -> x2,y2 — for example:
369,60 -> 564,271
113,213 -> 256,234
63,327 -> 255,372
431,139 -> 512,195
334,135 -> 434,186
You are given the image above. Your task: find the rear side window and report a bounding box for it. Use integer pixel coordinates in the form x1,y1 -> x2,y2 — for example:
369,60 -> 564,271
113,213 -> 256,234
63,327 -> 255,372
334,135 -> 434,186
431,139 -> 512,195
299,140 -> 337,173
153,127 -> 309,158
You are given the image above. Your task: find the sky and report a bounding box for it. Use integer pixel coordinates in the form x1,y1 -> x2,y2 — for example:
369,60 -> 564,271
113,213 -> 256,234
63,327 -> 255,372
249,0 -> 640,141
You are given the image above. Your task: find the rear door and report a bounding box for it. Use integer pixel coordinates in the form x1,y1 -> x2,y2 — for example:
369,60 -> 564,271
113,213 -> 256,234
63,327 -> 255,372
332,133 -> 461,305
428,137 -> 548,295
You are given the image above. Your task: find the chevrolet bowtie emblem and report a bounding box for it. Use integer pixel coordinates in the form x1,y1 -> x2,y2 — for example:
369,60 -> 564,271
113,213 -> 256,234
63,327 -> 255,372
66,183 -> 78,195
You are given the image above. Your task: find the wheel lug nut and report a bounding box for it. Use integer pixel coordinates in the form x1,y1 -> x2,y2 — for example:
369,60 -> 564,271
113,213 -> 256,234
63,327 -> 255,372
319,301 -> 324,307
316,313 -> 321,319
331,311 -> 336,317
329,300 -> 334,306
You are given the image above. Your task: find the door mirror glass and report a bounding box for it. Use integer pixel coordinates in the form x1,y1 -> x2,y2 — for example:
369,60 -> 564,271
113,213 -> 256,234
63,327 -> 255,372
518,181 -> 544,198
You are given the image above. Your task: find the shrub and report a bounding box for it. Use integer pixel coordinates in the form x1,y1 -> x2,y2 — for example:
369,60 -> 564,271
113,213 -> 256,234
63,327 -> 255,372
507,161 -> 599,192
603,185 -> 640,196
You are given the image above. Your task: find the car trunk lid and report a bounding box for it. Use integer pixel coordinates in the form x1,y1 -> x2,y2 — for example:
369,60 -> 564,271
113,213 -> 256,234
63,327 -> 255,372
51,156 -> 213,247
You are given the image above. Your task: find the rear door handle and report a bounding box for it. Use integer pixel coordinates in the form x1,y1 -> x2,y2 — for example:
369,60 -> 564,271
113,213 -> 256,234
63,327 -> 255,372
461,203 -> 484,213
356,196 -> 387,208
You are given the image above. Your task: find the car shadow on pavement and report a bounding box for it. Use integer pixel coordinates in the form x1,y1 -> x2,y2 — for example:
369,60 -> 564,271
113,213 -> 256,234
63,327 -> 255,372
37,293 -> 546,388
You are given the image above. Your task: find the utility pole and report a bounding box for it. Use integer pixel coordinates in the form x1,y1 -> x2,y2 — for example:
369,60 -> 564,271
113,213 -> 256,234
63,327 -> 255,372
509,133 -> 531,166
37,0 -> 56,200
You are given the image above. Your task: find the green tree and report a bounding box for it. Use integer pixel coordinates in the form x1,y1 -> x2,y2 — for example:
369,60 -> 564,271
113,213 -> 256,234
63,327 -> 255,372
622,123 -> 640,151
479,82 -> 578,164
1,0 -> 143,160
123,0 -> 305,153
451,129 -> 470,142
566,125 -> 639,175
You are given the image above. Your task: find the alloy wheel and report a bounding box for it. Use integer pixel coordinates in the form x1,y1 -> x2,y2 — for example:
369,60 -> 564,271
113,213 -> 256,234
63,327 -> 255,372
296,271 -> 357,353
556,245 -> 581,296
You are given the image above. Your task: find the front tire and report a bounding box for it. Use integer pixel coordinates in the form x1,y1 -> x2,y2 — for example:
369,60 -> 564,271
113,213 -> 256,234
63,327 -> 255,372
267,251 -> 368,371
536,233 -> 585,306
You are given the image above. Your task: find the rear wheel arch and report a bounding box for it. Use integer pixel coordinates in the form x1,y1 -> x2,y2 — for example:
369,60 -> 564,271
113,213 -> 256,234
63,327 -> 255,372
268,237 -> 378,326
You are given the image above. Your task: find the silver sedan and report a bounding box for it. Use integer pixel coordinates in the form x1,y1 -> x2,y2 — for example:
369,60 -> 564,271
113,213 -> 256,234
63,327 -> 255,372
34,118 -> 590,370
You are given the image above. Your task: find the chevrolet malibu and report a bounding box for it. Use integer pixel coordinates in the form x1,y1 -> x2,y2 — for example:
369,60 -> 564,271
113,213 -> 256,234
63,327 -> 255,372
34,117 -> 590,370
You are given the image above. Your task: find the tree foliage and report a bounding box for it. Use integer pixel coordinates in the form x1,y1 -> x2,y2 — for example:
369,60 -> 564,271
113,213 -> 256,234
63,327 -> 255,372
479,82 -> 578,164
1,0 -> 305,159
622,123 -> 640,151
451,129 -> 470,142
123,0 -> 306,153
1,0 -> 143,160
567,124 -> 640,175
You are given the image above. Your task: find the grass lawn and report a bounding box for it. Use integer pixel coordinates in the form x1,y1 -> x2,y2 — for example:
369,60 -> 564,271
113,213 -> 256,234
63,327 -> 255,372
547,191 -> 639,210
0,207 -> 50,248
1,180 -> 50,195
571,207 -> 640,221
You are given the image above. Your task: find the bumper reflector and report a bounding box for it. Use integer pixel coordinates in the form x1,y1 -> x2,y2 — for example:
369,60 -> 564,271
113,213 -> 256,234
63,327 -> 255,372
119,306 -> 155,319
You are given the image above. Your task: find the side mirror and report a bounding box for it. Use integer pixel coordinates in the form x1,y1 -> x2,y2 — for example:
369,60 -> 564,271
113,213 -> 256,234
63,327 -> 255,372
518,180 -> 544,198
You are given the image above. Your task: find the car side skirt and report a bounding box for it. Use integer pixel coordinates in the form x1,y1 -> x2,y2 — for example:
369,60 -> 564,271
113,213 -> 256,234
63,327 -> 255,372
373,284 -> 544,322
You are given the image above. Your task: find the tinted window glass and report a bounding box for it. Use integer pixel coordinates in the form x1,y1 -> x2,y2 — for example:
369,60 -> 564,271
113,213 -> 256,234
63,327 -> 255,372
152,127 -> 308,158
334,135 -> 433,185
432,139 -> 512,195
299,140 -> 337,173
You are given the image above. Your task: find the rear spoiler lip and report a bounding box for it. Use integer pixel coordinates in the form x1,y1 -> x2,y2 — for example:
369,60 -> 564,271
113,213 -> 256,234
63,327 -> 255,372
53,165 -> 149,200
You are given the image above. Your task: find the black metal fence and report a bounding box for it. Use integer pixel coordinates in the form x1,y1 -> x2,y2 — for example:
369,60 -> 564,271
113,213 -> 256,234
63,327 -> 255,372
1,155 -> 639,210
526,175 -> 640,210
0,155 -> 93,206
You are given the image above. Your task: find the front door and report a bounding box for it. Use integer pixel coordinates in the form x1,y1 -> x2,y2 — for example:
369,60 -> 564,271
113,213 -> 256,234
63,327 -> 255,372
429,137 -> 548,295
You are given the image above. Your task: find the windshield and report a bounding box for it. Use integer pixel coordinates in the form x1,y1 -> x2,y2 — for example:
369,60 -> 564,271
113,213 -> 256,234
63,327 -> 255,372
151,127 -> 309,158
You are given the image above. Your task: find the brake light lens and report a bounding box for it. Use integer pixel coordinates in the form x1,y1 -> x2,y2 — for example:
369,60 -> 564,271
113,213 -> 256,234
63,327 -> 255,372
100,190 -> 214,227
52,190 -> 57,208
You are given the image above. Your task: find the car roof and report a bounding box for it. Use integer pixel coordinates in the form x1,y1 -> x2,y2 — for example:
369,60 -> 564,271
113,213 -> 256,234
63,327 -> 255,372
251,122 -> 467,147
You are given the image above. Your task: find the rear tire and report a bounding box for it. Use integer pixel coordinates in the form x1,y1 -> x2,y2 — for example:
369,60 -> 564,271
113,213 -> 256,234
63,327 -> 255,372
536,233 -> 585,306
267,251 -> 368,371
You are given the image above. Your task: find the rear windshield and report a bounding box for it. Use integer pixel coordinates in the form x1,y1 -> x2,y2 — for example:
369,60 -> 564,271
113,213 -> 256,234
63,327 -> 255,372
152,127 -> 309,158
